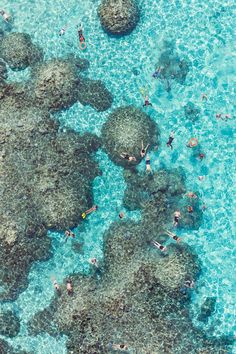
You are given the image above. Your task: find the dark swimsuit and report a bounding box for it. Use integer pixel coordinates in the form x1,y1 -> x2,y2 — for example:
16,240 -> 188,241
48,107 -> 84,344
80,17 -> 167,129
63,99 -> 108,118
173,235 -> 178,241
146,159 -> 150,165
124,154 -> 130,160
174,216 -> 179,223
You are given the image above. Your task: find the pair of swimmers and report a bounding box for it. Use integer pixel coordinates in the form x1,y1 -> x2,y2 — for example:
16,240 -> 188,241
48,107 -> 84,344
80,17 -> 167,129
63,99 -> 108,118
120,141 -> 150,162
52,278 -> 73,295
59,23 -> 85,42
151,230 -> 181,252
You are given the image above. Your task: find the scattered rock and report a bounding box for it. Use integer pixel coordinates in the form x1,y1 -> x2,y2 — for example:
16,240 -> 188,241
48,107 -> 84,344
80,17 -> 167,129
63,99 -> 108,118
0,311 -> 20,337
98,0 -> 140,35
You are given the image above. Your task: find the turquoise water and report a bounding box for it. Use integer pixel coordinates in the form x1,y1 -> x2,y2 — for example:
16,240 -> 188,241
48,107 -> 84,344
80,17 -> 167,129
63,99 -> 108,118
0,0 -> 235,353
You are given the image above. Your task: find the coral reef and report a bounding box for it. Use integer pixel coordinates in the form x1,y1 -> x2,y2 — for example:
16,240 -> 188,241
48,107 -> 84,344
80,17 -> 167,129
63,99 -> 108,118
0,32 -> 43,70
198,297 -> 217,323
0,339 -> 28,354
98,0 -> 140,35
101,106 -> 159,167
0,311 -> 20,337
28,220 -> 233,354
0,82 -> 101,300
0,59 -> 7,81
155,41 -> 190,91
184,101 -> 201,122
77,77 -> 113,112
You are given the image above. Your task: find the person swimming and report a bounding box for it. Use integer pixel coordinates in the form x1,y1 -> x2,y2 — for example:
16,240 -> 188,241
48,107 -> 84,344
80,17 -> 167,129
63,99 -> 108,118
65,230 -> 75,242
166,131 -> 174,149
146,155 -> 152,173
143,95 -> 152,107
89,258 -> 99,268
151,240 -> 167,252
51,277 -> 61,294
140,141 -> 149,158
152,66 -> 162,78
59,26 -> 67,36
66,279 -> 73,295
173,210 -> 181,227
0,10 -> 10,22
120,152 -> 137,162
164,230 -> 181,243
81,205 -> 98,219
77,23 -> 85,42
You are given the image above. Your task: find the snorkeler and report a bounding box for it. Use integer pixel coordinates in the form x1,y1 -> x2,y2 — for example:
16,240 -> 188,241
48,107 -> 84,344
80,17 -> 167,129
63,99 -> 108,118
201,93 -> 208,101
173,210 -> 181,227
65,230 -> 75,242
164,230 -> 181,243
59,26 -> 67,36
81,205 -> 98,219
120,152 -> 137,162
143,95 -> 152,107
152,66 -> 162,78
186,192 -> 198,199
110,343 -> 129,351
77,23 -> 85,42
89,258 -> 99,268
140,141 -> 150,158
166,131 -> 174,149
0,10 -> 10,22
146,155 -> 152,173
66,279 -> 73,295
187,206 -> 193,213
119,212 -> 125,219
151,240 -> 167,252
51,277 -> 61,294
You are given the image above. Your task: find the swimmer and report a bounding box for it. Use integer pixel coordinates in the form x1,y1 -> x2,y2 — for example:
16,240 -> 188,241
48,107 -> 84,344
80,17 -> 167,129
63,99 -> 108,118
66,279 -> 73,295
143,95 -> 153,107
184,279 -> 195,288
202,204 -> 207,211
201,93 -> 208,101
145,155 -> 152,172
77,23 -> 85,42
198,175 -> 204,181
151,240 -> 167,252
216,113 -> 222,119
173,210 -> 181,227
187,206 -> 193,213
59,26 -> 67,36
89,258 -> 99,268
140,141 -> 149,158
198,153 -> 205,160
164,230 -> 181,243
166,131 -> 174,150
0,10 -> 11,22
120,153 -> 137,162
224,114 -> 231,120
84,205 -> 98,216
51,277 -> 61,294
187,138 -> 198,148
186,192 -> 198,199
111,343 -> 129,351
65,230 -> 75,242
119,212 -> 125,219
152,66 -> 162,78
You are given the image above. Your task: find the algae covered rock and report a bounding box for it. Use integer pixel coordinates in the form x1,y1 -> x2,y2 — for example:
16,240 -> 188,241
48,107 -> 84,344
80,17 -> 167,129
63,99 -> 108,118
77,77 -> 113,111
101,106 -> 159,167
0,311 -> 20,337
0,59 -> 7,81
184,101 -> 201,121
0,32 -> 43,70
98,0 -> 140,36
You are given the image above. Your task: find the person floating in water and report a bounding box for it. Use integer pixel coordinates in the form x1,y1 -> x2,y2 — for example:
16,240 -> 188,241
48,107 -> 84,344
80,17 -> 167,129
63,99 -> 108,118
173,210 -> 181,227
89,258 -> 99,268
59,25 -> 67,36
140,141 -> 149,158
51,277 -> 61,294
201,93 -> 208,101
166,131 -> 174,149
110,343 -> 129,351
65,230 -> 75,242
186,192 -> 198,199
146,155 -> 152,173
77,23 -> 85,42
81,205 -> 98,219
120,152 -> 137,162
0,10 -> 11,22
119,212 -> 125,219
151,240 -> 167,252
152,66 -> 162,78
198,153 -> 205,160
66,279 -> 73,295
164,230 -> 181,243
187,206 -> 193,213
143,95 -> 152,107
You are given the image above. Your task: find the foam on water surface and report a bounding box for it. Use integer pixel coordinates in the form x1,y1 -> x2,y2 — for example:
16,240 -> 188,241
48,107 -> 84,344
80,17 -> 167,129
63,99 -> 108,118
0,0 -> 235,352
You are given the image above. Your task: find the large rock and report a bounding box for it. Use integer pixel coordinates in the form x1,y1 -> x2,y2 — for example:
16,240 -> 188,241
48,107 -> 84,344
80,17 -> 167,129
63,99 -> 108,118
0,32 -> 43,70
98,0 -> 140,35
0,85 -> 101,300
0,311 -> 20,337
101,106 -> 159,167
27,220 -> 233,354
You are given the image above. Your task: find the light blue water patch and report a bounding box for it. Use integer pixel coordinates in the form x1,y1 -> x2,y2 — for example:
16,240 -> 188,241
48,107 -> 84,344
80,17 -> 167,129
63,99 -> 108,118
0,0 -> 236,351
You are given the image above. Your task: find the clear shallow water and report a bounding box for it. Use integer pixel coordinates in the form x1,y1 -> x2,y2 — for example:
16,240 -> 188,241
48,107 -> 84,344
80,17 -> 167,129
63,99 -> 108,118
0,0 -> 235,352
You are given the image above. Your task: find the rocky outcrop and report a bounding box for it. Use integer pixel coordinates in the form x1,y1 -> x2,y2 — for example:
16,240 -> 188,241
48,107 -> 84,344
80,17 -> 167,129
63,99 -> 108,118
98,0 -> 140,36
0,339 -> 29,354
0,32 -> 43,70
0,311 -> 20,337
101,106 -> 159,167
184,101 -> 201,122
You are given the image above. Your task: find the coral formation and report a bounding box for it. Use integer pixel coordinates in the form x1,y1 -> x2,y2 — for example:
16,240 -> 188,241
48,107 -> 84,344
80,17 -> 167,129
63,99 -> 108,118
0,311 -> 20,337
28,220 -> 233,354
101,106 -> 159,167
98,0 -> 140,35
0,82 -> 101,300
155,41 -> 190,91
0,339 -> 29,354
0,59 -> 7,81
0,32 -> 43,70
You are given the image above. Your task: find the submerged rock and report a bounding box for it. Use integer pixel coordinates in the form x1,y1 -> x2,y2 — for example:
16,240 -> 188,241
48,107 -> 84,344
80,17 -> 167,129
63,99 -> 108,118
184,101 -> 201,122
0,59 -> 7,81
198,297 -> 217,323
0,339 -> 30,354
101,106 -> 159,167
0,32 -> 43,70
0,86 -> 101,300
0,311 -> 20,337
27,220 -> 233,354
98,0 -> 140,36
77,77 -> 113,112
